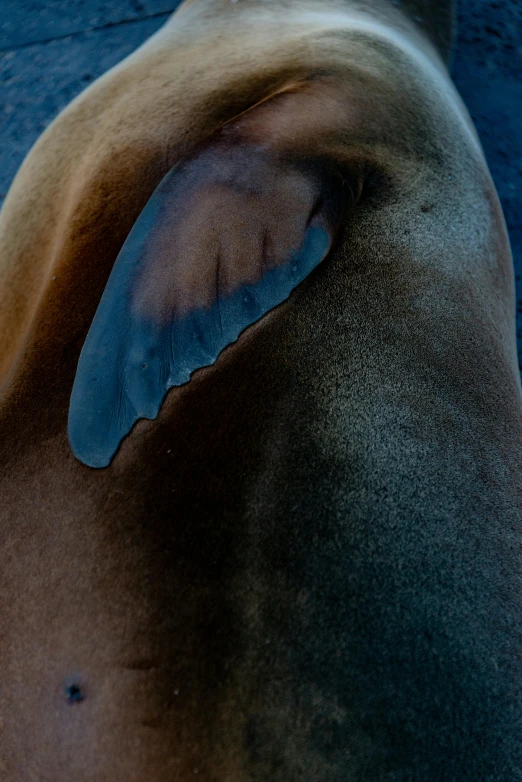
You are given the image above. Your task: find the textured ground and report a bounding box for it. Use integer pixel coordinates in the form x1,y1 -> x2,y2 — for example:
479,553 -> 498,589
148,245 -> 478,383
1,0 -> 521,362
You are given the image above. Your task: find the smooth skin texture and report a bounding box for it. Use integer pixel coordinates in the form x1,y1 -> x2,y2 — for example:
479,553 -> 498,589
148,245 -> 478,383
1,0 -> 522,779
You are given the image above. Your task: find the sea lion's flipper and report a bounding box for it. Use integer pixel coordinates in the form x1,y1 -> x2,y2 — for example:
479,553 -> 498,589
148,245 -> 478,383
68,127 -> 350,468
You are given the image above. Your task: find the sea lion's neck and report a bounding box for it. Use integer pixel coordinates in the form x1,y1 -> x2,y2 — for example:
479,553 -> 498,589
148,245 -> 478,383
175,0 -> 454,64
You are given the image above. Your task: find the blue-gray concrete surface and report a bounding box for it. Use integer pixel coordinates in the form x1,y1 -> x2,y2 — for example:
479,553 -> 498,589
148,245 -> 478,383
1,1 -> 521,362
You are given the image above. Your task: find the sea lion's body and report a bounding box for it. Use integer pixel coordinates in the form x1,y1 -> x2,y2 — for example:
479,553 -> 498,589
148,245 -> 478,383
1,1 -> 522,779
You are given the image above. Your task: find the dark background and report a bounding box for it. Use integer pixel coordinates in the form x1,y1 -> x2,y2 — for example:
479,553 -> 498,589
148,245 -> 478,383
1,1 -> 521,363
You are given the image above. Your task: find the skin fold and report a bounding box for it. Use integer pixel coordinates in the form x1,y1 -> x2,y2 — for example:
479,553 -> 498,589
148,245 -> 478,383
1,0 -> 521,779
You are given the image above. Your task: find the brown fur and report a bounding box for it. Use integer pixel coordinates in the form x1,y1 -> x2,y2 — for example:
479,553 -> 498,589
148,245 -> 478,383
1,1 -> 522,779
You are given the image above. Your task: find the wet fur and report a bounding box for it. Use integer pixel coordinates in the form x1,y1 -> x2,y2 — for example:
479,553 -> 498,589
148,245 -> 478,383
1,0 -> 522,779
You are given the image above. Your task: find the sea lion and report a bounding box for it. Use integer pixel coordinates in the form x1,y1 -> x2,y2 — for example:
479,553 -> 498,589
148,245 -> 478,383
1,0 -> 521,779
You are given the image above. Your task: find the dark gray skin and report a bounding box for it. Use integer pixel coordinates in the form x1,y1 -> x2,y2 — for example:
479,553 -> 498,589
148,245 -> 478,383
1,0 -> 522,779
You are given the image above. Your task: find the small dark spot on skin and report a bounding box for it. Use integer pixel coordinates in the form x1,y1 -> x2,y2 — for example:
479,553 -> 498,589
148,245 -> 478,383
420,203 -> 434,213
141,716 -> 163,729
122,659 -> 157,672
65,683 -> 84,703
